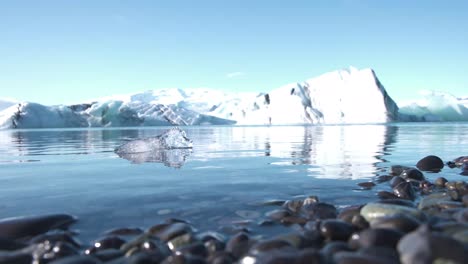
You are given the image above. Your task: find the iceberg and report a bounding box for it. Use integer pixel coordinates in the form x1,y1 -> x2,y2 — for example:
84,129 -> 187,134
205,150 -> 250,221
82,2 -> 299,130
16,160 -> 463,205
399,91 -> 468,122
0,67 -> 465,129
206,67 -> 399,124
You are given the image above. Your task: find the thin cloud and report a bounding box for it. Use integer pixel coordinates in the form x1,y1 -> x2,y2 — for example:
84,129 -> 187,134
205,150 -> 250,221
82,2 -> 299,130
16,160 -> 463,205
226,72 -> 245,78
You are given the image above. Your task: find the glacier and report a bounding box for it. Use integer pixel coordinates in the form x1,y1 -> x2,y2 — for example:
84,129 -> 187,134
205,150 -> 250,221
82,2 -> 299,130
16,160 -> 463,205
0,67 -> 467,129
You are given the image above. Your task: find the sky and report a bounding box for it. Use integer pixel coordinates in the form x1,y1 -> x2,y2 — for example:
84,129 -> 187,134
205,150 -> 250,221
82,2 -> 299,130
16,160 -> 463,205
0,0 -> 467,105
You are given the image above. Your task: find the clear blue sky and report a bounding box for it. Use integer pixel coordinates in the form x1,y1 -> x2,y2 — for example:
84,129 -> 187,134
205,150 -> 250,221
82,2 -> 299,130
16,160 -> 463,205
1,0 -> 467,105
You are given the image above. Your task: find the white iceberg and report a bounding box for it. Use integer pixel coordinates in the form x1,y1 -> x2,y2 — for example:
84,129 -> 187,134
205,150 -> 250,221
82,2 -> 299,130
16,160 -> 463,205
1,67 -> 466,129
399,90 -> 468,122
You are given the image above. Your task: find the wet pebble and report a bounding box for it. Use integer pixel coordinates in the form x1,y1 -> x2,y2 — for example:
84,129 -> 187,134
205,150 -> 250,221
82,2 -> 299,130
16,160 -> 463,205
397,225 -> 468,264
320,220 -> 354,241
0,214 -> 76,240
301,202 -> 337,220
370,213 -> 420,233
348,228 -> 403,249
360,202 -> 425,222
393,181 -> 416,200
416,155 -> 444,172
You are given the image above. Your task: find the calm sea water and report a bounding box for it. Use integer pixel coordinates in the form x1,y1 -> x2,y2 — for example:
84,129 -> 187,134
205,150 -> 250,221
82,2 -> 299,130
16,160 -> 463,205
0,124 -> 467,242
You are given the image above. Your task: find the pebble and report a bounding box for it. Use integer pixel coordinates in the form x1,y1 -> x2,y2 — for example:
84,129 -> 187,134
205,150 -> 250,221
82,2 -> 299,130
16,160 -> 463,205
416,155 -> 444,172
360,202 -> 425,222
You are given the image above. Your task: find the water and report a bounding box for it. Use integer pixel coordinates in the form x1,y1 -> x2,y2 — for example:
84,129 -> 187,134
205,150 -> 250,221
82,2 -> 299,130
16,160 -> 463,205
0,123 -> 467,242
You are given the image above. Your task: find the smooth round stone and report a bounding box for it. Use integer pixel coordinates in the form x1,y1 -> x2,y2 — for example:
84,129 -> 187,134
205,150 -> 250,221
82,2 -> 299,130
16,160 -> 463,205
374,175 -> 393,183
47,255 -> 101,264
376,199 -> 415,208
0,214 -> 76,240
397,225 -> 467,264
161,254 -> 206,264
360,202 -> 426,222
167,233 -> 194,251
348,228 -> 403,249
104,227 -> 144,236
452,229 -> 468,243
265,209 -> 291,221
30,232 -> 81,248
91,248 -> 124,262
320,241 -> 352,260
337,205 -> 362,223
283,200 -> 304,213
462,194 -> 468,206
453,208 -> 468,222
389,176 -> 406,188
418,192 -> 452,210
248,239 -> 295,255
320,220 -> 354,241
358,246 -> 400,263
393,181 -> 416,200
377,191 -> 398,200
400,168 -> 425,181
357,182 -> 376,190
350,214 -> 369,230
91,236 -> 126,251
225,232 -> 251,259
390,165 -> 413,176
175,241 -> 208,258
151,223 -> 193,242
207,251 -> 236,264
453,156 -> 468,167
280,216 -> 308,226
0,237 -> 27,250
434,177 -> 448,187
0,251 -> 32,264
301,202 -> 338,220
32,241 -> 79,263
296,248 -> 325,264
333,251 -> 397,264
416,155 -> 444,172
370,214 -> 420,233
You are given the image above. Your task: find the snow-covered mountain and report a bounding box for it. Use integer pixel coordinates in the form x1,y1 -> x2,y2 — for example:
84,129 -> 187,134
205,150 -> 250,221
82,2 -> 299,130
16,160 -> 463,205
0,67 -> 466,129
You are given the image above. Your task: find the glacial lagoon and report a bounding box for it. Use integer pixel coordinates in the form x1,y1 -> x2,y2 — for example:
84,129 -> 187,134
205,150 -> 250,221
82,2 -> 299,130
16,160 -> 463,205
0,123 -> 467,242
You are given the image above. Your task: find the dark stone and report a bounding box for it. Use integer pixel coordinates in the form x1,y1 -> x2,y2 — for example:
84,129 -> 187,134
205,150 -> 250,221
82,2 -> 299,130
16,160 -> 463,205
390,165 -> 413,176
374,175 -> 393,183
46,255 -> 100,264
377,191 -> 398,200
337,205 -> 362,223
175,241 -> 208,258
296,248 -> 325,264
265,209 -> 291,221
0,214 -> 76,240
370,214 -> 420,233
0,251 -> 32,264
434,177 -> 448,187
349,228 -> 404,249
393,181 -> 416,200
397,224 -> 468,264
104,227 -> 144,236
301,202 -> 337,220
320,220 -> 354,241
91,249 -> 124,262
248,239 -> 295,255
320,241 -> 352,260
0,237 -> 27,251
225,233 -> 251,259
376,199 -> 415,207
151,223 -> 193,242
32,241 -> 79,263
333,251 -> 397,264
30,231 -> 81,248
357,182 -> 375,190
400,168 -> 425,181
389,176 -> 406,188
416,155 -> 444,172
206,252 -> 235,264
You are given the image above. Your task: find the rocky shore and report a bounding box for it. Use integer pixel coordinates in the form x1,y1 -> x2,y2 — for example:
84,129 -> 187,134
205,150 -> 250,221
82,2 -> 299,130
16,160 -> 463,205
1,155 -> 467,264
